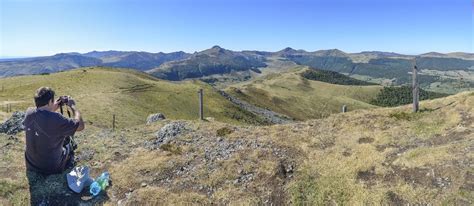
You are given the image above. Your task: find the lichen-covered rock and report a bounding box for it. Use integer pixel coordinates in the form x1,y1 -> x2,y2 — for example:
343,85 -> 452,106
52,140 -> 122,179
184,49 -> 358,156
155,122 -> 189,146
0,111 -> 25,135
146,113 -> 166,124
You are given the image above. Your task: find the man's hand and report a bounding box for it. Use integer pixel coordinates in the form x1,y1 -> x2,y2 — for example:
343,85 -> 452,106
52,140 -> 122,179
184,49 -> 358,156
66,96 -> 76,108
53,98 -> 62,111
65,96 -> 85,132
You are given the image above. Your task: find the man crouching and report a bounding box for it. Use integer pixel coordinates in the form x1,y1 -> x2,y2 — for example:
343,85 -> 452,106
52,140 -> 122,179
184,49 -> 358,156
23,87 -> 85,175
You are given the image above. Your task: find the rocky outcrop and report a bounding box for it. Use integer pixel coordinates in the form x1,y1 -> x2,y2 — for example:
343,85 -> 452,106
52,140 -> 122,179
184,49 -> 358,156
0,111 -> 25,135
155,122 -> 190,146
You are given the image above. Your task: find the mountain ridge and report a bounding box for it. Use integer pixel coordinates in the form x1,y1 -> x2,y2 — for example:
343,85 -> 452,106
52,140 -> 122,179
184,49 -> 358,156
0,46 -> 472,94
146,46 -> 267,80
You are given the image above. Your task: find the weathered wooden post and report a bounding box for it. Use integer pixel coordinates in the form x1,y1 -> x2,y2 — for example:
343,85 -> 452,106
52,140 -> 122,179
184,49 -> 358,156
112,114 -> 116,131
412,59 -> 419,113
198,89 -> 204,120
342,105 -> 347,113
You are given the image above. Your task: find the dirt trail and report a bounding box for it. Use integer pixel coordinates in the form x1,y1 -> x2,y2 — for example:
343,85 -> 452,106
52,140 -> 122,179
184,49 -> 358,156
217,90 -> 293,124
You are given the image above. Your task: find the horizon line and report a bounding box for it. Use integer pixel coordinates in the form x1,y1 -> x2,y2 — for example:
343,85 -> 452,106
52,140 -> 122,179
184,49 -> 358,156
1,46 -> 473,59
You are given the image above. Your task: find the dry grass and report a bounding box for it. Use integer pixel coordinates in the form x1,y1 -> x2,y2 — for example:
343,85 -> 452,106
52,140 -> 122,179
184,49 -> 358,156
0,88 -> 472,205
226,67 -> 382,120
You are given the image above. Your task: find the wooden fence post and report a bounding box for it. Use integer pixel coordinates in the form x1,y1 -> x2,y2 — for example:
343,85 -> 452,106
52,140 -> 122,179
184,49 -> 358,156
198,89 -> 204,120
412,59 -> 419,113
112,114 -> 116,131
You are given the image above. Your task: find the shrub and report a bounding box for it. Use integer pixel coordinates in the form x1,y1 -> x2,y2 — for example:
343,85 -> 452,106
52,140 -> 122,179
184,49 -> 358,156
159,143 -> 182,155
301,69 -> 377,85
389,112 -> 414,121
371,86 -> 447,107
216,127 -> 233,137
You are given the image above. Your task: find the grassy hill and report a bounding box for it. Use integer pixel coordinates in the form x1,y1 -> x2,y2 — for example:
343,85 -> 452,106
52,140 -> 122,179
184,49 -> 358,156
1,91 -> 472,205
0,67 -> 267,127
225,67 -> 383,120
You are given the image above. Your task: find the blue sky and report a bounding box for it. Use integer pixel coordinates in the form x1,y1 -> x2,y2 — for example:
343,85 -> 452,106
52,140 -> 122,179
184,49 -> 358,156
0,0 -> 472,57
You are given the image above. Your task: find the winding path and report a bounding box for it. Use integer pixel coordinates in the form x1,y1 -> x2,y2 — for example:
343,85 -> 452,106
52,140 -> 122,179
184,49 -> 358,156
217,90 -> 293,124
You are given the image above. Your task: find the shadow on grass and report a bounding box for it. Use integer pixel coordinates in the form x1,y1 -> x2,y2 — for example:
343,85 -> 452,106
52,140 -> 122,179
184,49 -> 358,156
26,170 -> 109,205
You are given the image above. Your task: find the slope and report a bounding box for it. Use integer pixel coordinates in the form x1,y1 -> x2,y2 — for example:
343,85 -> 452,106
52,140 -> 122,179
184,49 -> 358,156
225,67 -> 383,120
1,91 -> 472,205
0,67 -> 267,127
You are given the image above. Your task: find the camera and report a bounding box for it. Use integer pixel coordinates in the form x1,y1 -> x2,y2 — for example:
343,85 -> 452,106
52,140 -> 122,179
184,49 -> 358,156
58,96 -> 69,106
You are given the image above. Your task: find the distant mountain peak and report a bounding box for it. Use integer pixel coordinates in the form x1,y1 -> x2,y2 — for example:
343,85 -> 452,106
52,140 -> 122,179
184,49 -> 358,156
313,49 -> 347,57
211,45 -> 222,49
327,49 -> 346,54
201,45 -> 231,56
275,47 -> 301,56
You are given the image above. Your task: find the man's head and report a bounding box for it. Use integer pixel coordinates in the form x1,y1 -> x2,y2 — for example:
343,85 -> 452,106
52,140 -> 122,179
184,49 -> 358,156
34,87 -> 55,109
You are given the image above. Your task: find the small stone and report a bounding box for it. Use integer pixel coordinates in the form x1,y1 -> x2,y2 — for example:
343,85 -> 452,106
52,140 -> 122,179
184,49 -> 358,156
125,192 -> 132,199
146,113 -> 166,124
141,182 -> 147,187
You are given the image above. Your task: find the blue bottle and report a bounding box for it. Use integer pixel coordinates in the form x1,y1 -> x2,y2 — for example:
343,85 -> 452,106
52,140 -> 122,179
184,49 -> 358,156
90,172 -> 110,196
